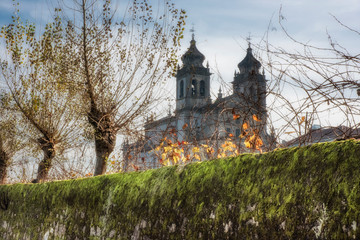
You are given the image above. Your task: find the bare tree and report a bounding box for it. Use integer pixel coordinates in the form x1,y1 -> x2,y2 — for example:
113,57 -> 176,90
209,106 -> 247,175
257,8 -> 360,146
0,93 -> 24,184
0,8 -> 84,182
55,0 -> 186,175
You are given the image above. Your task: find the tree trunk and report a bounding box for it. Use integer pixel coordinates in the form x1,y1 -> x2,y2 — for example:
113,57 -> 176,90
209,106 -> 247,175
94,130 -> 116,175
34,137 -> 56,183
88,109 -> 117,176
0,149 -> 10,185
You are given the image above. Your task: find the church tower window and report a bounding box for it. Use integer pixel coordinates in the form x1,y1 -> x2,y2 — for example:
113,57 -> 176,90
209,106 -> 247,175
200,80 -> 205,96
179,80 -> 184,98
192,80 -> 197,96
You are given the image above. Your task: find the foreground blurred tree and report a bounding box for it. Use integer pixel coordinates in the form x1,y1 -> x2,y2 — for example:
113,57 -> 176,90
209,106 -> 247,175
258,10 -> 360,144
0,8 -> 84,182
58,0 -> 186,175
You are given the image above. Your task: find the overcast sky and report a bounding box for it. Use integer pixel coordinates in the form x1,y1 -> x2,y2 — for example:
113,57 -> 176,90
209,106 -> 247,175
1,0 -> 358,78
176,0 -> 359,87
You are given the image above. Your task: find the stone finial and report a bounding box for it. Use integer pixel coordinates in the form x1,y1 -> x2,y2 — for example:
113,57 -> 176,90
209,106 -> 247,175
218,87 -> 223,99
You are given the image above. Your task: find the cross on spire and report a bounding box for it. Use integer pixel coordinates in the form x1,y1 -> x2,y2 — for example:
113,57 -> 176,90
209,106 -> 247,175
246,32 -> 252,48
190,23 -> 195,40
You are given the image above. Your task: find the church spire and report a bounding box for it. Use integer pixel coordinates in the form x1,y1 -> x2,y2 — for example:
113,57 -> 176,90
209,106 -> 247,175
237,44 -> 261,74
180,26 -> 205,68
176,32 -> 211,112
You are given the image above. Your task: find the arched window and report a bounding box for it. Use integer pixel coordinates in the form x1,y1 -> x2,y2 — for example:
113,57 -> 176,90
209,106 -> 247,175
200,80 -> 205,96
179,80 -> 184,98
191,80 -> 197,96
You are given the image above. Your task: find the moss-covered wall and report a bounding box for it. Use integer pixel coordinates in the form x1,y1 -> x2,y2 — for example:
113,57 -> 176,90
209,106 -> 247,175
1,140 -> 360,239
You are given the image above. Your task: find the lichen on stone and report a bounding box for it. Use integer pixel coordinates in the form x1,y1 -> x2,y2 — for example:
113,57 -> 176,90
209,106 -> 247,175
0,140 -> 360,239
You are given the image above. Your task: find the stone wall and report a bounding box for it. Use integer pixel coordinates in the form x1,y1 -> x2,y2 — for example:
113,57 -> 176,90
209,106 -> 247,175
1,140 -> 360,239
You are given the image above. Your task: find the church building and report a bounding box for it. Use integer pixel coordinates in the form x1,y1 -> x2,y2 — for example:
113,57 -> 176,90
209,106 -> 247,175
122,35 -> 275,170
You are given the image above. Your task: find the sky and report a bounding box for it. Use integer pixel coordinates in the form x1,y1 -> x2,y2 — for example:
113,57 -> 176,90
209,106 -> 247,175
1,0 -> 359,131
175,0 -> 360,89
1,0 -> 359,80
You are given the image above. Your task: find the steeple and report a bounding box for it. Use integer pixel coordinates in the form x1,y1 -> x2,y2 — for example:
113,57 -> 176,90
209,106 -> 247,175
181,36 -> 205,68
232,42 -> 267,123
175,32 -> 211,112
237,44 -> 261,74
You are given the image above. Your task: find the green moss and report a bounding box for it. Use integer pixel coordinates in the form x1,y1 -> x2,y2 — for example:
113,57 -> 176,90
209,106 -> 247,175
0,140 -> 360,239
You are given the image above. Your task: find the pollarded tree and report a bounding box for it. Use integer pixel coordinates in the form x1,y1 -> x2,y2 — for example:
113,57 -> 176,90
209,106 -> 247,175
0,92 -> 25,184
59,0 -> 186,175
0,8 -> 85,182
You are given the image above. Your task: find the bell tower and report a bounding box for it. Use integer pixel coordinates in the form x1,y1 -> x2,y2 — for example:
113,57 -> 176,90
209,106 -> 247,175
175,33 -> 211,112
233,43 -> 266,119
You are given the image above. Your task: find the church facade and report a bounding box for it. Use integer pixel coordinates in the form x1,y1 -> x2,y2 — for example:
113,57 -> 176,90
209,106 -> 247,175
122,36 -> 275,171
